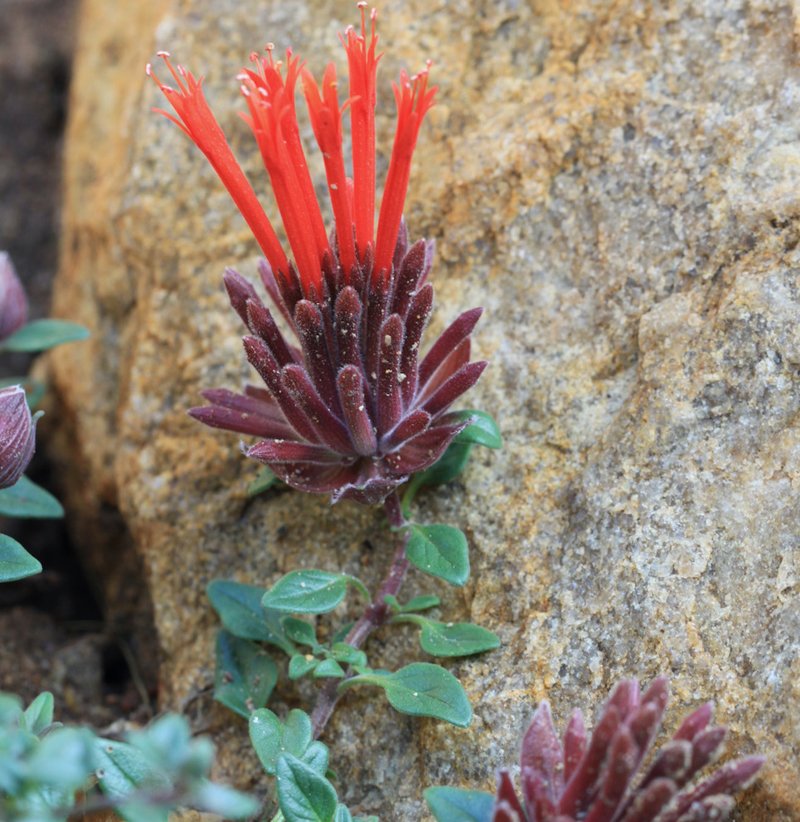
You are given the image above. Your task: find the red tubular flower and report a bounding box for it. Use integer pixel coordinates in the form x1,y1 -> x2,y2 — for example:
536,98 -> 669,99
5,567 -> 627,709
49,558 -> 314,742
491,677 -> 764,822
150,5 -> 486,504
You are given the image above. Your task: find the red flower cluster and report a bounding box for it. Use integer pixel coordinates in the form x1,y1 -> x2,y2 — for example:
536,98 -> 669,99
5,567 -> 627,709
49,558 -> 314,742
149,6 -> 486,503
493,677 -> 764,822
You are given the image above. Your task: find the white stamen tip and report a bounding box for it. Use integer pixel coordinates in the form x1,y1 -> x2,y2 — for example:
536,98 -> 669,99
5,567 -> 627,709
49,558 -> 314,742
156,50 -> 171,58
357,1 -> 367,8
236,73 -> 248,81
145,63 -> 152,76
266,42 -> 275,51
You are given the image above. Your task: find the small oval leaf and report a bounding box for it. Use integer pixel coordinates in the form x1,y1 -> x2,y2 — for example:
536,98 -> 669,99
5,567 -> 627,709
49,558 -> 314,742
424,786 -> 495,822
1,319 -> 89,352
207,579 -> 294,654
0,476 -> 64,519
313,658 -> 345,679
23,691 -> 54,735
346,663 -> 472,728
276,753 -> 338,822
262,570 -> 348,614
0,533 -> 42,582
405,525 -> 469,586
249,708 -> 313,776
400,595 -> 441,613
247,466 -> 282,497
289,653 -> 319,680
214,631 -> 277,718
394,616 -> 500,658
94,737 -> 172,800
453,410 -> 502,449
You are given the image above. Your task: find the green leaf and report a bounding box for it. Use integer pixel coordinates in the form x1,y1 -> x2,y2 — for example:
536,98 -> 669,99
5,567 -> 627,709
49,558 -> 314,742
276,753 -> 338,822
414,441 -> 473,490
392,616 -> 500,658
207,579 -> 295,654
313,658 -> 345,679
334,805 -> 353,822
0,319 -> 89,352
0,476 -> 63,519
214,631 -> 278,718
289,654 -> 319,680
424,786 -> 495,822
343,663 -> 472,728
262,570 -> 349,614
405,525 -> 469,586
331,621 -> 354,644
0,534 -> 42,582
95,738 -> 172,795
302,741 -> 329,776
249,708 -> 312,776
247,466 -> 282,497
399,595 -> 441,613
193,781 -> 260,819
452,410 -> 502,449
30,727 -> 95,790
22,691 -> 54,735
329,643 -> 367,667
283,617 -> 320,649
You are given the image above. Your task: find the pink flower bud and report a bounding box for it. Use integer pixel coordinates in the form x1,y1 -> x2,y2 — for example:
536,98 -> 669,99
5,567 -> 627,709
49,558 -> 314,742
0,253 -> 29,342
0,385 -> 37,489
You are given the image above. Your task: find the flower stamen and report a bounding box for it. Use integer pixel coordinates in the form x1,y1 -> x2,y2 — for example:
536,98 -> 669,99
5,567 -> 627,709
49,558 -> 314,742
146,54 -> 289,279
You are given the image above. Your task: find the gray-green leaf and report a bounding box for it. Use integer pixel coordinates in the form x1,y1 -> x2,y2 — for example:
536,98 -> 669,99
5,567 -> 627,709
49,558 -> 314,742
0,533 -> 42,582
0,319 -> 89,352
94,738 -> 172,798
249,708 -> 312,776
313,658 -> 345,679
424,786 -> 495,822
452,410 -> 502,449
405,525 -> 469,586
344,663 -> 472,728
283,617 -> 320,649
262,570 -> 348,614
393,616 -> 500,658
207,579 -> 294,654
192,781 -> 260,819
22,691 -> 54,735
0,476 -> 64,519
214,631 -> 277,718
276,753 -> 338,822
247,466 -> 282,497
289,654 -> 319,680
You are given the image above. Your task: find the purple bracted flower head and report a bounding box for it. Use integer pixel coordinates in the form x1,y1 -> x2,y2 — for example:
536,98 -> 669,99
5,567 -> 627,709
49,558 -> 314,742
149,7 -> 486,504
0,252 -> 28,342
493,677 -> 764,822
0,385 -> 37,489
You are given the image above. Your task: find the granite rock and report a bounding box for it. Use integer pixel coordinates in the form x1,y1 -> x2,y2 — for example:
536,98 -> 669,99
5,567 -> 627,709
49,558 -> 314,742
51,0 -> 799,818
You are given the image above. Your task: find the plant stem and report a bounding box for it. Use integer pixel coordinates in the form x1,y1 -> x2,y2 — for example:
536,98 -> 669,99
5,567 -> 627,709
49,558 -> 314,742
310,491 -> 409,738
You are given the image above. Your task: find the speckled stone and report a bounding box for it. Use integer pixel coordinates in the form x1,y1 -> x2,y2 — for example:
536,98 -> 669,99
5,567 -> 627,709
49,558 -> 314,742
51,0 -> 799,819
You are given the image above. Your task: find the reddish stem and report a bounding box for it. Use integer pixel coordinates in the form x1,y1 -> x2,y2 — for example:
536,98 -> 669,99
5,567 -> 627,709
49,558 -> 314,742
310,491 -> 409,738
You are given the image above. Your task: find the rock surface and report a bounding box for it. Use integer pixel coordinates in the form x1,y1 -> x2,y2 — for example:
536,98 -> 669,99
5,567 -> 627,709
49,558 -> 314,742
51,0 -> 799,818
